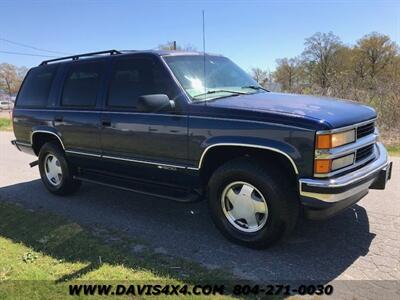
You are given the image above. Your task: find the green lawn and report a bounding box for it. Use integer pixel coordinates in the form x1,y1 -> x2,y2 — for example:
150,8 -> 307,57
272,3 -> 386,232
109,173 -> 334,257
0,202 -> 240,299
386,144 -> 400,156
0,118 -> 12,131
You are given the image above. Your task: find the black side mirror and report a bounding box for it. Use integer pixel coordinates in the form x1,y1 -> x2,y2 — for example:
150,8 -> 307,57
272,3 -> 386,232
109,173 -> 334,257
137,94 -> 175,112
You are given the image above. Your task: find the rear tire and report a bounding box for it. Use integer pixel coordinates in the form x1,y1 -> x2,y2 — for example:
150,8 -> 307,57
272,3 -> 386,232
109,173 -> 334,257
208,158 -> 299,249
38,141 -> 81,195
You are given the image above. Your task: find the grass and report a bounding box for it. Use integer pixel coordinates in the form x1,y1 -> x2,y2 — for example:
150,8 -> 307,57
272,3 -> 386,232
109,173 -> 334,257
0,202 -> 243,299
0,118 -> 12,131
386,144 -> 400,156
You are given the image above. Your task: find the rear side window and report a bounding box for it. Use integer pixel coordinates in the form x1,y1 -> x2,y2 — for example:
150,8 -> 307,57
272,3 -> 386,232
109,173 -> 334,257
61,62 -> 102,107
107,58 -> 172,109
16,65 -> 57,107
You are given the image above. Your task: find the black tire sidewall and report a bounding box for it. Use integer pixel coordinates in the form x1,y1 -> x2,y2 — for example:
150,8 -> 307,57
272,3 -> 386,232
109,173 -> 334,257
38,142 -> 76,194
208,160 -> 292,248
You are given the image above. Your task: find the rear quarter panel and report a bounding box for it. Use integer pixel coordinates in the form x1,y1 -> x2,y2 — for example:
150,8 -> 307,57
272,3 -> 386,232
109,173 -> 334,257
13,109 -> 54,144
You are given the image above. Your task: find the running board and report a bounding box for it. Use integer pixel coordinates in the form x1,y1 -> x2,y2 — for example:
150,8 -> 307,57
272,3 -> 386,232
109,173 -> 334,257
73,174 -> 201,203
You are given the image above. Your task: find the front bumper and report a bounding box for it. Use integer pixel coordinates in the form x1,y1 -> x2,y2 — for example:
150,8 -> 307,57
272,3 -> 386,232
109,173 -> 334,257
299,142 -> 392,220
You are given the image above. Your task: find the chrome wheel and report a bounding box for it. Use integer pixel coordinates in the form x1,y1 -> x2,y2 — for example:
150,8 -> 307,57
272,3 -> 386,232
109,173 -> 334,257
44,154 -> 63,186
221,181 -> 268,233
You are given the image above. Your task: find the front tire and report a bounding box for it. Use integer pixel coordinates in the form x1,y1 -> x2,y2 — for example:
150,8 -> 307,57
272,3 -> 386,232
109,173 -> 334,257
38,141 -> 81,195
208,158 -> 299,249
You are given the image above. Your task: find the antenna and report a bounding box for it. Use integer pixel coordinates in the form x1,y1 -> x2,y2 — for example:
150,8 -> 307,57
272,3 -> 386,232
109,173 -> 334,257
202,10 -> 207,103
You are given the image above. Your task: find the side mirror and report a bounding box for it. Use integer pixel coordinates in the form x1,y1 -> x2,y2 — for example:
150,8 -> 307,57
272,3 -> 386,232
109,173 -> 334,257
137,94 -> 175,112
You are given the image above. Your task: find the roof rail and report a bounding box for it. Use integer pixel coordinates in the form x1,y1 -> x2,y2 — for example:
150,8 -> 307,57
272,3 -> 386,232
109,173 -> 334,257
40,49 -> 121,66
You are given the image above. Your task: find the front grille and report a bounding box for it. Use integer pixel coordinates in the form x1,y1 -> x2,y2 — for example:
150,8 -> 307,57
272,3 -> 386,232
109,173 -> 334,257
356,144 -> 374,162
357,122 -> 375,139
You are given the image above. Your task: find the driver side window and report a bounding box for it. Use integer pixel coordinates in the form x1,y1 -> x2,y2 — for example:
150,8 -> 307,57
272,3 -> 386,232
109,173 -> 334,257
107,57 -> 172,109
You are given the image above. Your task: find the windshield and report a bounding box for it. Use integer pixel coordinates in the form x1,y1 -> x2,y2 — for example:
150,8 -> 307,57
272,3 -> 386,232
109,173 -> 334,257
163,55 -> 264,101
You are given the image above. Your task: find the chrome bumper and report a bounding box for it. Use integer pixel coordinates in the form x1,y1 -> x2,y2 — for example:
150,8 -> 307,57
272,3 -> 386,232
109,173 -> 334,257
299,142 -> 391,204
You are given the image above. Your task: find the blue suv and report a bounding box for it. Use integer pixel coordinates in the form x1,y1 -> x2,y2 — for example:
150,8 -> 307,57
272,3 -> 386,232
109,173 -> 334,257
11,50 -> 392,248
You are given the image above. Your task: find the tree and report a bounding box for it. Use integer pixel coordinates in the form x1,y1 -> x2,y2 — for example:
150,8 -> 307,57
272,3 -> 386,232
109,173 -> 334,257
302,32 -> 342,93
326,46 -> 355,97
273,57 -> 302,92
354,32 -> 397,80
250,67 -> 269,86
268,31 -> 399,135
158,41 -> 197,51
0,63 -> 26,97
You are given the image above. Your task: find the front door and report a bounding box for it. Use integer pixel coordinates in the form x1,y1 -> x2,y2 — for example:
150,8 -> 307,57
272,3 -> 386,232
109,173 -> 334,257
100,55 -> 188,185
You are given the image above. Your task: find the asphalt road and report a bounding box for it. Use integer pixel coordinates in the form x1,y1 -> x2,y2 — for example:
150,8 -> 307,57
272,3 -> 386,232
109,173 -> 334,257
1,131 -> 399,295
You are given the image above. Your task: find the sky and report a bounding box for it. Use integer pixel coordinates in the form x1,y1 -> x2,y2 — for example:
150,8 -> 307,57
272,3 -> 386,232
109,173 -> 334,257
0,0 -> 399,71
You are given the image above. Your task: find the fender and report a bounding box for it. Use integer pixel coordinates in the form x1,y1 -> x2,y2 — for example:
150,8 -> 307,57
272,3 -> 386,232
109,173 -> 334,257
30,126 -> 65,150
193,137 -> 300,175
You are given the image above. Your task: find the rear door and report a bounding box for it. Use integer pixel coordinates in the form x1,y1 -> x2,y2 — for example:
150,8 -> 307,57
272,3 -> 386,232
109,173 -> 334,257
100,55 -> 188,185
54,60 -> 106,166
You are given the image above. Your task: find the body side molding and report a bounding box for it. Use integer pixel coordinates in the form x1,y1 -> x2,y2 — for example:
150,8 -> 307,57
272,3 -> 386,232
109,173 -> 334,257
102,154 -> 187,169
65,150 -> 101,158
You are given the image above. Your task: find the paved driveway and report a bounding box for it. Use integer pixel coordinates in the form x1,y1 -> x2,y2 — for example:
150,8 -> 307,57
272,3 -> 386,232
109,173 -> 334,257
0,110 -> 12,119
0,132 -> 399,295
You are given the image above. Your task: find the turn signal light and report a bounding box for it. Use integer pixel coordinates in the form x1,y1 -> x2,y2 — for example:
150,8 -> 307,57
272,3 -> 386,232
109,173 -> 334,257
314,153 -> 355,174
314,159 -> 331,174
316,134 -> 332,149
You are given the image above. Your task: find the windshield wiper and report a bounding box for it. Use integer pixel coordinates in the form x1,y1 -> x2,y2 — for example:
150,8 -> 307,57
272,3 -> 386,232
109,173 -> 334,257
192,89 -> 247,100
241,85 -> 269,92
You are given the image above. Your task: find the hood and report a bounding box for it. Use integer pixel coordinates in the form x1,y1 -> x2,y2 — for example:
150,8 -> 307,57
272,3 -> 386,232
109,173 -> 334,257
206,92 -> 376,129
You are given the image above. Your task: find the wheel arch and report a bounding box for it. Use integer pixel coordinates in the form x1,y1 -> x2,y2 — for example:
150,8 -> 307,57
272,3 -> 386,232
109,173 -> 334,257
198,143 -> 299,186
31,129 -> 65,156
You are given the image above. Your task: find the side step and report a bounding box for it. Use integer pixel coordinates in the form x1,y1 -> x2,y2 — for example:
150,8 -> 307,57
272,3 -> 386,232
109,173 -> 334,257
73,172 -> 202,203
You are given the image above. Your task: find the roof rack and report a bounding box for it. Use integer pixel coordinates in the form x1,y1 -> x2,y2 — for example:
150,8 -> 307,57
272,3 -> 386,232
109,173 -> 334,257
40,49 -> 121,66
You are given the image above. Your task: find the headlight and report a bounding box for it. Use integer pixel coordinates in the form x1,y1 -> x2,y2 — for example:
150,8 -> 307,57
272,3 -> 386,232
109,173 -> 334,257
316,129 -> 356,149
314,153 -> 355,174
